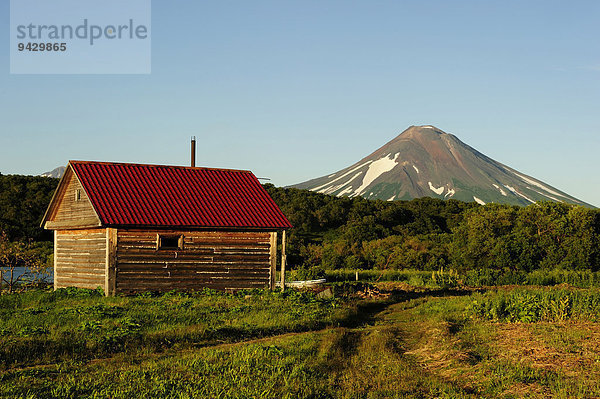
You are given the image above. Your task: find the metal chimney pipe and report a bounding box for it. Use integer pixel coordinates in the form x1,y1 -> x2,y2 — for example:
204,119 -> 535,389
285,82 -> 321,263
191,136 -> 196,167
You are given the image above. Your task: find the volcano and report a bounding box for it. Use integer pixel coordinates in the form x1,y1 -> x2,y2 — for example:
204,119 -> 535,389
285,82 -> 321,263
292,125 -> 590,207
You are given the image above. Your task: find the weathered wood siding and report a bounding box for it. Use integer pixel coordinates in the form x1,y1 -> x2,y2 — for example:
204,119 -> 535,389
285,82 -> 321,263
46,169 -> 100,229
55,229 -> 106,289
116,230 -> 272,293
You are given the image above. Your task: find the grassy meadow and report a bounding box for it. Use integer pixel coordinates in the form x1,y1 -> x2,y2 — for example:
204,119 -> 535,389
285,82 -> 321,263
1,279 -> 600,398
3,168 -> 600,398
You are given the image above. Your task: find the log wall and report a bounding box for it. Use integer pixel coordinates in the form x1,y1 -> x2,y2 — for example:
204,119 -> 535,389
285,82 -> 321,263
55,229 -> 107,289
115,230 -> 272,294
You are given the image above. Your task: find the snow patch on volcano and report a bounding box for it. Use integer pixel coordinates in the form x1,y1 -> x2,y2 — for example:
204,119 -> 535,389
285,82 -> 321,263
512,171 -> 565,198
504,185 -> 535,203
338,186 -> 354,196
318,171 -> 362,195
530,188 -> 562,203
312,161 -> 372,192
355,153 -> 400,195
428,182 -> 445,195
493,184 -> 507,196
473,196 -> 486,205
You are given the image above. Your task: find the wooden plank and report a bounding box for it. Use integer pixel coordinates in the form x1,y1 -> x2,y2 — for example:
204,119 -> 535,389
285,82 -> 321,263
56,240 -> 107,246
57,282 -> 104,290
208,252 -> 267,258
56,275 -> 106,284
56,239 -> 107,246
53,230 -> 57,290
106,227 -> 117,296
117,260 -> 271,268
118,246 -> 266,254
119,279 -> 270,288
56,253 -> 106,259
56,267 -> 105,275
269,231 -> 277,290
58,230 -> 106,238
56,249 -> 107,256
117,277 -> 270,285
115,283 -> 270,292
56,255 -> 106,263
57,233 -> 106,240
55,255 -> 108,263
281,229 -> 287,291
122,240 -> 271,247
56,264 -> 104,271
56,277 -> 105,286
58,239 -> 113,245
117,241 -> 269,250
46,218 -> 102,229
56,270 -> 105,278
117,263 -> 271,272
116,257 -> 269,264
116,254 -> 269,263
116,279 -> 269,289
56,260 -> 106,268
117,269 -> 270,278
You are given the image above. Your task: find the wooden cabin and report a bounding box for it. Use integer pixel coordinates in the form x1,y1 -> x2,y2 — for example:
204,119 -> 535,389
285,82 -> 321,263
41,161 -> 291,295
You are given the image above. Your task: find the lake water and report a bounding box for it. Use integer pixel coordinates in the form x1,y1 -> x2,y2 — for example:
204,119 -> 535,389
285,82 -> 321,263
1,267 -> 53,284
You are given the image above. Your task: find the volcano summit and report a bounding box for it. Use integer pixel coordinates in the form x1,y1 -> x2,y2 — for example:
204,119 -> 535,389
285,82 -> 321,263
292,125 -> 590,207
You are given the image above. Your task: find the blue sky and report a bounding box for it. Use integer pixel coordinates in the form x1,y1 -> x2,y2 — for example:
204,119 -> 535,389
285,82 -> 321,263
1,1 -> 599,206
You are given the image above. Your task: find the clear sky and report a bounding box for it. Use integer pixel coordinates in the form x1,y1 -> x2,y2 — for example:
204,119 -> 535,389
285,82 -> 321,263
1,1 -> 599,206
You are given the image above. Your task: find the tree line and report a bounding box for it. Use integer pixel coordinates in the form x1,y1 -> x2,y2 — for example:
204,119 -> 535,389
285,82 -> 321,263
264,185 -> 600,277
1,174 -> 599,283
0,173 -> 58,241
0,174 -> 57,291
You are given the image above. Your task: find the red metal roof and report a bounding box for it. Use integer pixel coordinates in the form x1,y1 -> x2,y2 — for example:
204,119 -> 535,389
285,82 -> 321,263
69,161 -> 292,229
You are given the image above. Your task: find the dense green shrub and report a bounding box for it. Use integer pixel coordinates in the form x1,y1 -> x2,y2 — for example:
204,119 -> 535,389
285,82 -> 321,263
0,174 -> 58,241
467,288 -> 600,322
265,186 -> 599,277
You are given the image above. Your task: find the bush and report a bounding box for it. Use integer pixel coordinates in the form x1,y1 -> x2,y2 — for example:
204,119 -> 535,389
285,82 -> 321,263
467,288 -> 600,322
288,265 -> 325,281
430,267 -> 459,289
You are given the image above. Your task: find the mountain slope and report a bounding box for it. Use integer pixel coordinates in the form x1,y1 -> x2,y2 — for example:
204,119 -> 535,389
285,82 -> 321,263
40,166 -> 65,179
292,125 -> 591,207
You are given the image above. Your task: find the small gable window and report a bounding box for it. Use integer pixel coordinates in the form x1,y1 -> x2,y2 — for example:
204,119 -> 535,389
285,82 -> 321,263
157,234 -> 184,250
75,189 -> 81,201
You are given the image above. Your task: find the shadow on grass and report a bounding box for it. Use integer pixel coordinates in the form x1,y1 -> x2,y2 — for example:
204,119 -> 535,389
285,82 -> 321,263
0,286 -> 480,371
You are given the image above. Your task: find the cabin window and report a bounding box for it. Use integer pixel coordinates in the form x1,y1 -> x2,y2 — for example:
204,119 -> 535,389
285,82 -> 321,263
75,189 -> 81,201
157,234 -> 184,250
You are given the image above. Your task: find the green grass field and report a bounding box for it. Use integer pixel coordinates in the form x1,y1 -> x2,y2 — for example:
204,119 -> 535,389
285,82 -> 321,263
1,284 -> 600,398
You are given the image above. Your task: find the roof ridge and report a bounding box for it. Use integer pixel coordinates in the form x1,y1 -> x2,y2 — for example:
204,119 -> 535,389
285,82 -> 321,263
69,160 -> 252,174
